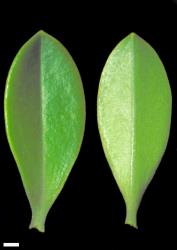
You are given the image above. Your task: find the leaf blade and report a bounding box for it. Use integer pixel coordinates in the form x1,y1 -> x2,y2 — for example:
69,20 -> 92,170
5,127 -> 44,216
97,33 -> 172,228
4,30 -> 86,232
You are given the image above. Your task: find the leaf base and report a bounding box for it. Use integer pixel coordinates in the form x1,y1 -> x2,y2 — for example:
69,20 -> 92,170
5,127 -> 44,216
29,214 -> 46,233
125,210 -> 138,229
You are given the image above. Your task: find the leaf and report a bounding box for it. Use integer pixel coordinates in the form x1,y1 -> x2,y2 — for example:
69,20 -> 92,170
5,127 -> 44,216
4,30 -> 86,232
97,33 -> 172,228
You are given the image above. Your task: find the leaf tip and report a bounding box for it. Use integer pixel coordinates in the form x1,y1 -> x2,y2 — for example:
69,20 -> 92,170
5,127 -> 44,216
128,32 -> 140,41
129,31 -> 137,37
35,30 -> 49,38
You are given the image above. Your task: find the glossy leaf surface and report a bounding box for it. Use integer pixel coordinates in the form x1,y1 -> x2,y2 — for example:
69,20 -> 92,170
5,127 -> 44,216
4,31 -> 86,232
97,33 -> 172,228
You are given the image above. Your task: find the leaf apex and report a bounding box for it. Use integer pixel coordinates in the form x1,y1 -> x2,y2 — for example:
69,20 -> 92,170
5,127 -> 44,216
35,30 -> 49,38
128,32 -> 140,40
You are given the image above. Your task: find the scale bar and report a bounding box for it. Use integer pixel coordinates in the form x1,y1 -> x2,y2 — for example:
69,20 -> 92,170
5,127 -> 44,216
3,243 -> 19,247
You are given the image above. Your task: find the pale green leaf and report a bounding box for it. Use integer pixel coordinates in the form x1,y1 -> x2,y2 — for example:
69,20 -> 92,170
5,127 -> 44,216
97,33 -> 172,228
